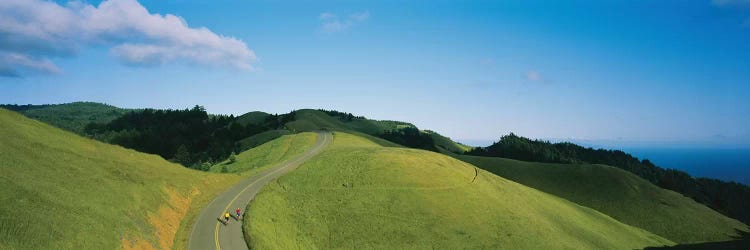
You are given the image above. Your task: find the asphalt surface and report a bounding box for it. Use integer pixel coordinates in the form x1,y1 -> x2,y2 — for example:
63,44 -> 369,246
187,131 -> 332,250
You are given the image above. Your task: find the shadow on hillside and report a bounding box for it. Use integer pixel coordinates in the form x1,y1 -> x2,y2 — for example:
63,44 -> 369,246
645,229 -> 750,250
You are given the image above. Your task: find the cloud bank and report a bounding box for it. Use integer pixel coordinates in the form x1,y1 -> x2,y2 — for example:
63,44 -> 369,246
0,53 -> 60,77
0,0 -> 255,77
319,11 -> 370,33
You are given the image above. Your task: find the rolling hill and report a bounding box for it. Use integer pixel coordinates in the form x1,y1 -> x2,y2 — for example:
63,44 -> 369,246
280,109 -> 467,151
6,102 -> 748,247
234,111 -> 271,126
210,132 -> 318,174
235,129 -> 293,152
0,102 -> 130,135
0,108 -> 241,249
243,132 -> 674,249
6,104 -> 460,162
283,109 -> 405,147
281,109 -> 471,153
283,109 -> 410,134
425,129 -> 472,154
457,155 -> 750,243
466,133 -> 750,228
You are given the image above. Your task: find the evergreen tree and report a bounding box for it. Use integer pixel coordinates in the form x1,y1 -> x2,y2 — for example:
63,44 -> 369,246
173,144 -> 191,166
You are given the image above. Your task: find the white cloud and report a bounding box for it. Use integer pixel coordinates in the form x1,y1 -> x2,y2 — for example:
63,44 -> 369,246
0,0 -> 256,77
526,70 -> 542,81
0,0 -> 80,57
0,52 -> 60,77
319,11 -> 370,33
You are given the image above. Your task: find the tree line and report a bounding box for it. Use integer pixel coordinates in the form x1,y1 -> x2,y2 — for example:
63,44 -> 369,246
377,127 -> 437,151
80,106 -> 440,171
84,106 -> 295,170
317,109 -> 364,122
0,104 -> 55,112
465,133 -> 750,225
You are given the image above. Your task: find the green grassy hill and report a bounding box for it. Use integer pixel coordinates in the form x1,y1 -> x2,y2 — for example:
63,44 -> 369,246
286,109 -> 471,153
237,109 -> 468,155
5,102 -> 745,248
1,102 -> 130,134
285,109 -> 356,132
285,109 -> 403,147
235,129 -> 293,152
5,104 -> 467,158
425,130 -> 472,154
458,155 -> 749,243
285,109 -> 412,135
0,108 -> 243,249
243,132 -> 674,249
235,111 -> 270,126
211,132 -> 317,174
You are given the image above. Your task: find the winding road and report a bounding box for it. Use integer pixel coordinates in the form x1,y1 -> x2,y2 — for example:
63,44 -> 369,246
187,131 -> 332,250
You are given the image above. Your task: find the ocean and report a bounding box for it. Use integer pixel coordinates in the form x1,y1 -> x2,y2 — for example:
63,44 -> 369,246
621,147 -> 750,186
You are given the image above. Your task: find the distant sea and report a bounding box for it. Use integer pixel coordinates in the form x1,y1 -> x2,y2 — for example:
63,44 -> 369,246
621,147 -> 750,186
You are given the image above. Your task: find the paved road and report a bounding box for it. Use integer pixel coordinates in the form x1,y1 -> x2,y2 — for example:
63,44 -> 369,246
188,131 -> 332,250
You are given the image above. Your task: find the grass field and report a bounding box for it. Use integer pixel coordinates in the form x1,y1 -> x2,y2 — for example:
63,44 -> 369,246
285,109 -> 403,147
0,108 -> 244,249
284,109 -> 411,135
425,130 -> 472,154
6,102 -> 130,134
243,132 -> 674,249
458,155 -> 750,243
288,109 -> 463,151
235,129 -> 292,152
211,132 -> 317,175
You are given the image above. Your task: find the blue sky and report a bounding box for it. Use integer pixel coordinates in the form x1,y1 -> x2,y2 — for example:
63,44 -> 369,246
1,0 -> 749,147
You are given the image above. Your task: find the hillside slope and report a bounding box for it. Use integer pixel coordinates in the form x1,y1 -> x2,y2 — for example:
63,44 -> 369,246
210,132 -> 317,174
235,129 -> 293,152
235,111 -> 270,126
466,133 -> 750,227
425,130 -> 472,154
458,155 -> 749,243
284,109 -> 472,153
243,132 -> 674,249
1,102 -> 130,134
0,108 -> 240,249
285,109 -> 403,147
6,104 -> 467,159
284,109 -> 410,134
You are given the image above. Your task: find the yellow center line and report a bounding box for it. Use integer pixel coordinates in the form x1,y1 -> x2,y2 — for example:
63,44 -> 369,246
214,222 -> 220,250
213,132 -> 329,250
